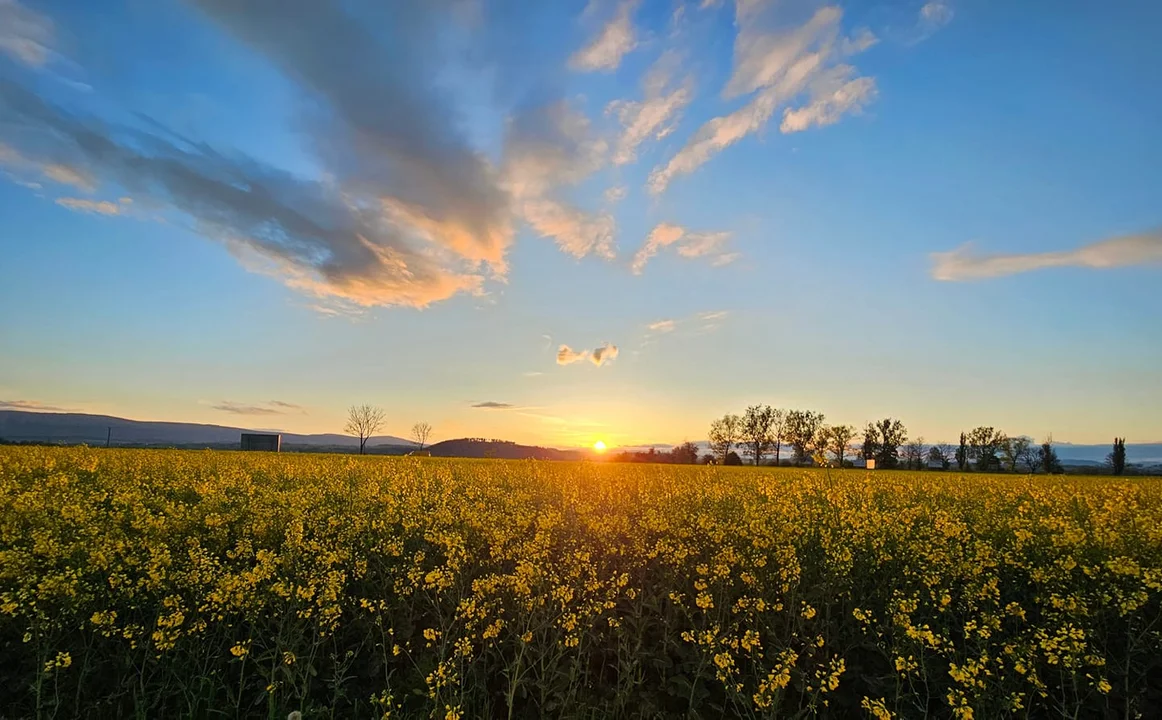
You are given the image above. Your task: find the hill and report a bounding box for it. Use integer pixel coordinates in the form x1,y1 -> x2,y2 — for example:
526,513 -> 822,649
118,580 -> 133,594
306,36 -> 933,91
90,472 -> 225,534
0,410 -> 411,449
427,438 -> 586,461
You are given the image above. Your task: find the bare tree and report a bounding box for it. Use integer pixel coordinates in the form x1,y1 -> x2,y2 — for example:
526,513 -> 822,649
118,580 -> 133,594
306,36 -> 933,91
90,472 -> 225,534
1002,436 -> 1032,473
708,414 -> 743,463
411,422 -> 433,451
903,437 -> 927,470
770,408 -> 786,465
1019,441 -> 1041,474
930,443 -> 954,470
345,404 -> 386,455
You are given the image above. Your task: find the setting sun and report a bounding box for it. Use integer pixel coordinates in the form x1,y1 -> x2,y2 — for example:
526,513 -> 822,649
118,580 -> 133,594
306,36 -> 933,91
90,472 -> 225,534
593,440 -> 606,452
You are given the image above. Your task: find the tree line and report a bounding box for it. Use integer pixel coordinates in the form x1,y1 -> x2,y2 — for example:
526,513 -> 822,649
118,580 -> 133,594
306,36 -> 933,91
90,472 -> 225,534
704,405 -> 1079,473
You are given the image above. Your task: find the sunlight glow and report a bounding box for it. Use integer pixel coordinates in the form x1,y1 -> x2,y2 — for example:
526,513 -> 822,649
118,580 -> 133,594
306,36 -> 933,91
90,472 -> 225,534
593,440 -> 607,452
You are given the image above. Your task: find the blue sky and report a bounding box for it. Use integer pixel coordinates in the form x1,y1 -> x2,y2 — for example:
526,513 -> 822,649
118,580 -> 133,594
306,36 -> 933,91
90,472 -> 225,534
1,0 -> 1160,447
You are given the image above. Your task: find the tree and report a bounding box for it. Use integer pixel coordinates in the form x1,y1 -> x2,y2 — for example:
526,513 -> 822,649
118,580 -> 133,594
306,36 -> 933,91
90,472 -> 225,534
671,441 -> 700,464
861,424 -> 878,462
1019,442 -> 1041,474
742,405 -> 777,466
967,426 -> 1005,472
410,422 -> 432,451
1108,437 -> 1127,476
819,424 -> 856,468
769,409 -> 787,465
865,418 -> 907,469
1001,436 -> 1031,473
903,437 -> 926,470
956,432 -> 968,471
708,414 -> 743,463
785,410 -> 825,465
1040,437 -> 1063,474
928,444 -> 952,471
724,451 -> 743,466
345,404 -> 386,455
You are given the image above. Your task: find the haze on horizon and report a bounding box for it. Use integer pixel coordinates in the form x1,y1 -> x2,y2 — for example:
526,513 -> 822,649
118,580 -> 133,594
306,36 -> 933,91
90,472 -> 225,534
1,0 -> 1160,448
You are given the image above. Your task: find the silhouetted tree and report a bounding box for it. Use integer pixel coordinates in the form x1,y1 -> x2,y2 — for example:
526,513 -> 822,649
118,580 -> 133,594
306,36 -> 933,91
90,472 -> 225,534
410,421 -> 432,451
345,404 -> 386,455
903,437 -> 926,470
819,424 -> 856,468
769,408 -> 786,465
1109,437 -> 1127,475
708,414 -> 743,463
864,418 -> 907,469
700,453 -> 715,465
1001,436 -> 1031,473
861,424 -> 878,462
967,426 -> 1005,472
785,410 -> 826,465
1020,442 -> 1042,474
724,451 -> 743,466
956,433 -> 969,471
672,441 -> 700,464
928,444 -> 952,470
742,405 -> 777,466
1040,438 -> 1063,474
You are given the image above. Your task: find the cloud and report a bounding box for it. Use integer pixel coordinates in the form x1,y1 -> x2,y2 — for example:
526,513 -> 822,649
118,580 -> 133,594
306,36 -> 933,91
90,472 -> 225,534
590,342 -> 619,366
0,398 -> 68,412
211,400 -> 304,416
557,342 -> 619,367
557,345 -> 589,365
570,0 -> 638,72
0,0 -> 53,67
604,185 -> 628,203
1,0 -> 534,310
916,1 -> 954,41
55,197 -> 122,215
931,231 -> 1162,281
648,319 -> 676,333
0,142 -> 95,190
780,65 -> 877,133
504,101 -> 615,259
649,2 -> 876,194
697,310 -> 729,321
712,252 -> 741,267
472,401 -> 515,409
632,223 -> 736,273
607,51 -> 694,166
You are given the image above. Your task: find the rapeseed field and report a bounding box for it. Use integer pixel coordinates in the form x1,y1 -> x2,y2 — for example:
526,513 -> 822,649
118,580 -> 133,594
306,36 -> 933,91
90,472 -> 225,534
1,447 -> 1160,718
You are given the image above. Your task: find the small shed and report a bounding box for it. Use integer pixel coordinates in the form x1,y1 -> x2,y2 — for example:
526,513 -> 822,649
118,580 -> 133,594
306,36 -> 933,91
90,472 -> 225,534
865,459 -> 876,470
240,433 -> 281,452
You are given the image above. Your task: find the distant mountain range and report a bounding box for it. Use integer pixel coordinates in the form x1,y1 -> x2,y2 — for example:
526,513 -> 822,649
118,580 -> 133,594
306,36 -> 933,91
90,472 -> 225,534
0,410 -> 411,448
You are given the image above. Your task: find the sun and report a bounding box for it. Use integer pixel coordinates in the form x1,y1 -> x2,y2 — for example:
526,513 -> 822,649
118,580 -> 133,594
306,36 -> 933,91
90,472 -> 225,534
593,440 -> 607,452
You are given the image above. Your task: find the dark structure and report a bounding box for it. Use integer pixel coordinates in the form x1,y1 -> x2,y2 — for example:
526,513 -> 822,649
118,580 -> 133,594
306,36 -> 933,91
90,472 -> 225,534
240,433 -> 281,452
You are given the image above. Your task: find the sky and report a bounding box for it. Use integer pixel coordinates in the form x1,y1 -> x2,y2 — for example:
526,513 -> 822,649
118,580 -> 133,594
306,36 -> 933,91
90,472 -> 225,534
1,0 -> 1160,448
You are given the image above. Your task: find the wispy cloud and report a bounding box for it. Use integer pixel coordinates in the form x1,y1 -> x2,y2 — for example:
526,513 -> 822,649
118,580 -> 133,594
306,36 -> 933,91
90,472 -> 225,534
632,223 -> 737,273
0,142 -> 95,191
649,2 -> 876,194
504,101 -> 616,260
647,319 -> 676,333
570,0 -> 638,72
914,1 -> 954,42
0,0 -> 53,67
0,398 -> 68,412
55,197 -> 122,215
604,185 -> 628,203
607,51 -> 694,166
472,401 -> 516,409
557,342 -> 620,367
931,232 -> 1162,281
211,400 -> 305,416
